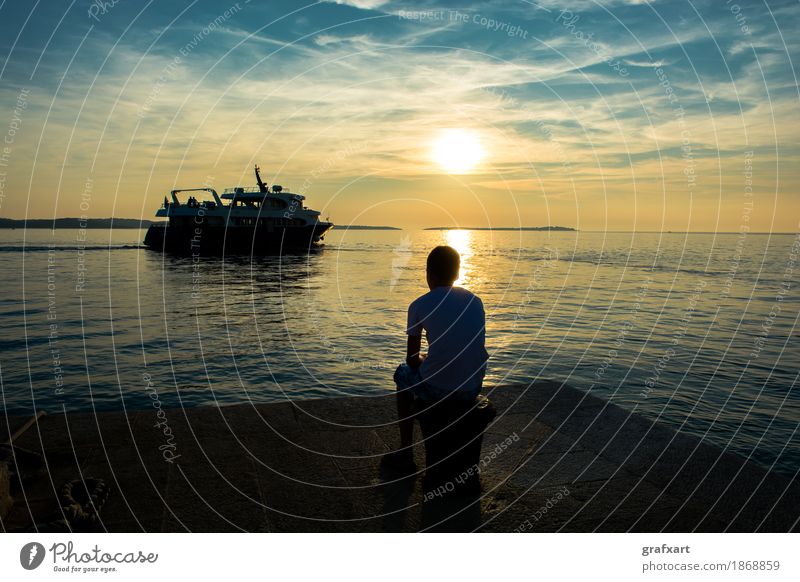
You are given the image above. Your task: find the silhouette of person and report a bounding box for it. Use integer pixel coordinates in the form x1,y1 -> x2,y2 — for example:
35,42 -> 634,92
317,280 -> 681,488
382,245 -> 489,473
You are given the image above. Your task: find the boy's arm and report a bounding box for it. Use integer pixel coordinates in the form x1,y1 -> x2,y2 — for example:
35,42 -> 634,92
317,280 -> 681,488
406,300 -> 425,368
406,334 -> 425,368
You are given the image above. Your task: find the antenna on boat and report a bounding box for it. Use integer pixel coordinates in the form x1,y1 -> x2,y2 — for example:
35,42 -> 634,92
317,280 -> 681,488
255,164 -> 268,194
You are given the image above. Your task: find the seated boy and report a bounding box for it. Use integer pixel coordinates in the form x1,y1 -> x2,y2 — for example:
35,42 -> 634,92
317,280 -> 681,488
383,245 -> 489,472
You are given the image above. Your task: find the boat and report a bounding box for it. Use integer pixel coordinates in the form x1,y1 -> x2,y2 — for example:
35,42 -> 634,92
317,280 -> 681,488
143,165 -> 333,254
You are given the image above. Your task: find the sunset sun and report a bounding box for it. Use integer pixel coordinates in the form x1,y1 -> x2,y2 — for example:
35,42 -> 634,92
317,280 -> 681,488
431,128 -> 485,174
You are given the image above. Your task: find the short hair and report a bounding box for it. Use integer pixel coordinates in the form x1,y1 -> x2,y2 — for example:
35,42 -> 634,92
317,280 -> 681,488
427,245 -> 460,283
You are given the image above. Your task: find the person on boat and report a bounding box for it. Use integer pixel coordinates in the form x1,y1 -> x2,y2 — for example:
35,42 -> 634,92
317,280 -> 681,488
255,164 -> 268,194
383,245 -> 489,474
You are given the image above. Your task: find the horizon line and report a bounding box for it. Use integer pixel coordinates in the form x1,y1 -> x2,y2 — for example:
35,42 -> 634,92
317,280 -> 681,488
1,217 -> 797,235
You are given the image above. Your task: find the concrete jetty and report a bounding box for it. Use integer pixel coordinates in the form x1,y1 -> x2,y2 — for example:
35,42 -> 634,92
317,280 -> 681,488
1,381 -> 798,532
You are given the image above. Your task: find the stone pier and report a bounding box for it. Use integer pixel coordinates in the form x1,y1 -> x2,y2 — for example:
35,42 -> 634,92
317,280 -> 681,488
1,382 -> 798,532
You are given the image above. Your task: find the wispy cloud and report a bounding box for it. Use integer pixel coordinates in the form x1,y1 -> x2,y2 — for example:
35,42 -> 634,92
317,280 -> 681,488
0,0 -> 797,230
324,0 -> 390,10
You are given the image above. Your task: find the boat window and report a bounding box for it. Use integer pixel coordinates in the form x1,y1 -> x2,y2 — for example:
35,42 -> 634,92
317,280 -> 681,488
265,198 -> 286,209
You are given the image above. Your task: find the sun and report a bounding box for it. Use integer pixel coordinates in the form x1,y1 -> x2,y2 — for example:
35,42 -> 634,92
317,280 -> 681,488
431,128 -> 485,174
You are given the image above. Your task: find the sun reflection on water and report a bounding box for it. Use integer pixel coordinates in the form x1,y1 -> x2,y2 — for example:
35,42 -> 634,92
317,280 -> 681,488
444,229 -> 473,287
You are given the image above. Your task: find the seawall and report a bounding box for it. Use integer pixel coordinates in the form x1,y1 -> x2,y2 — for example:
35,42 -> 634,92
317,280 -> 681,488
1,381 -> 798,532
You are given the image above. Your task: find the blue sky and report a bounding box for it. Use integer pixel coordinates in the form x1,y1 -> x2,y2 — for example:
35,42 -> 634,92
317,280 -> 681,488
0,0 -> 798,230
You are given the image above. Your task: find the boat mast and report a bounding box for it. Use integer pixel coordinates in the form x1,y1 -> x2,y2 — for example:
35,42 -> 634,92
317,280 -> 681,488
255,164 -> 268,194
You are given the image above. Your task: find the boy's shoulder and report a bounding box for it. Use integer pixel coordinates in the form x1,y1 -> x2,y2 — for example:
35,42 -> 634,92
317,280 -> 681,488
409,286 -> 482,310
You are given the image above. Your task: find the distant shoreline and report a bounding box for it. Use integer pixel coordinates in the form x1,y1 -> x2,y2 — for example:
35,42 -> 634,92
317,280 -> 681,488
425,226 -> 576,231
0,218 -> 153,229
0,218 -> 398,230
335,225 -> 400,230
1,219 -> 794,234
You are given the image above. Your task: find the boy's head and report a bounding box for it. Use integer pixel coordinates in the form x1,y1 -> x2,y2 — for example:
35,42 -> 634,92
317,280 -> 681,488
426,245 -> 460,288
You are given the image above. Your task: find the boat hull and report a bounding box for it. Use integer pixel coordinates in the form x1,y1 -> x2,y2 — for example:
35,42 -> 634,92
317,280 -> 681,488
143,222 -> 333,255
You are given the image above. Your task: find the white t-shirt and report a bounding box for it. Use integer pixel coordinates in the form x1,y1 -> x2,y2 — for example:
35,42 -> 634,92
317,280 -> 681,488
406,285 -> 489,395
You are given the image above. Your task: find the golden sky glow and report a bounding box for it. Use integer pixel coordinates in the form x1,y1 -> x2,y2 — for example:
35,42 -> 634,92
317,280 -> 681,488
0,1 -> 798,232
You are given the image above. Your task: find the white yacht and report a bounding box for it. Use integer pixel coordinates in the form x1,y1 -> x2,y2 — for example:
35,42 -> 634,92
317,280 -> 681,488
144,165 -> 333,254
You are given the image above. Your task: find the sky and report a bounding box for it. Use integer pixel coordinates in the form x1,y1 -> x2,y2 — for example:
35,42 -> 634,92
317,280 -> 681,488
0,0 -> 798,231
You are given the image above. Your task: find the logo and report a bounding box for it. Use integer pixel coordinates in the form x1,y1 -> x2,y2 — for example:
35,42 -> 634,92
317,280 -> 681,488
20,542 -> 46,570
389,234 -> 412,291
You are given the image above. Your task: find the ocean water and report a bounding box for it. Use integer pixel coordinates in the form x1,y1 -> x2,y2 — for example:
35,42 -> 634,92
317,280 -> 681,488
0,227 -> 798,476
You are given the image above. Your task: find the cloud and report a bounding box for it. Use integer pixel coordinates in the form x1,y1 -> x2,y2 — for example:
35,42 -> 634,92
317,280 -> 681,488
624,58 -> 671,68
314,33 -> 375,47
324,0 -> 391,9
0,0 -> 797,230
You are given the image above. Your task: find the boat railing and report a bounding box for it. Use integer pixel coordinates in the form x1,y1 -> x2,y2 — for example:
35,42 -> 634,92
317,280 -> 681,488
222,187 -> 263,194
170,187 -> 223,207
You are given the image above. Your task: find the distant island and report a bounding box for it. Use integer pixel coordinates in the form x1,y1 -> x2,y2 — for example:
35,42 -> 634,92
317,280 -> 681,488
424,226 -> 576,231
0,218 -> 154,229
1,220 -> 576,232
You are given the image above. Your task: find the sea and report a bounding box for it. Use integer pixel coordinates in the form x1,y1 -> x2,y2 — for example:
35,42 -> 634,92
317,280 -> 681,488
1,227 -> 798,476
